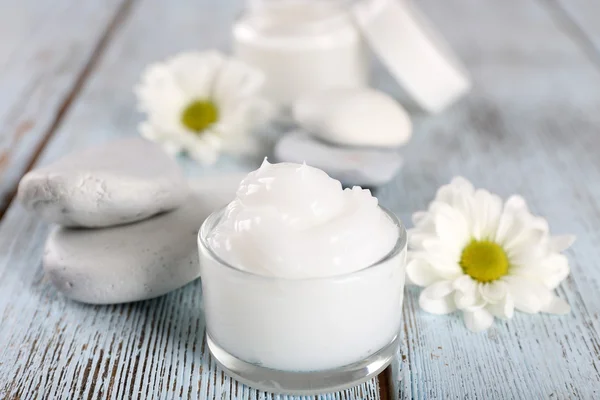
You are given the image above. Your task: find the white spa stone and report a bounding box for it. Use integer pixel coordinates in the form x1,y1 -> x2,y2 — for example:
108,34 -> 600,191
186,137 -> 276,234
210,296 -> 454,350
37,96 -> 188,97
18,138 -> 189,227
274,130 -> 403,186
43,174 -> 245,304
292,87 -> 412,148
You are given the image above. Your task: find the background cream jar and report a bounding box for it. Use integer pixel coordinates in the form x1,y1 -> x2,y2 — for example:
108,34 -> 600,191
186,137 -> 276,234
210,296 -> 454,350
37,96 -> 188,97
198,160 -> 407,394
233,0 -> 471,112
232,0 -> 369,105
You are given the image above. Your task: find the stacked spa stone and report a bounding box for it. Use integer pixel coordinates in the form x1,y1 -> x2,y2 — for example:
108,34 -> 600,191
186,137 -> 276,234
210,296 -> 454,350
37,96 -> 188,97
275,87 -> 412,187
18,138 -> 242,304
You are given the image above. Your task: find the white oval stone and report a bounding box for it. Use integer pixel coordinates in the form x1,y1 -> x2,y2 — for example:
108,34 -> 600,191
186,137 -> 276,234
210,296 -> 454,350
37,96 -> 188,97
18,138 -> 189,227
292,87 -> 412,148
274,130 -> 403,187
43,175 -> 245,304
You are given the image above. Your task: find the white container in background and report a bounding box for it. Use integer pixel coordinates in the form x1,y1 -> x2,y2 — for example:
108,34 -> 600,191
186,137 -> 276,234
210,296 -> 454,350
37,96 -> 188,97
233,0 -> 369,106
233,0 -> 472,113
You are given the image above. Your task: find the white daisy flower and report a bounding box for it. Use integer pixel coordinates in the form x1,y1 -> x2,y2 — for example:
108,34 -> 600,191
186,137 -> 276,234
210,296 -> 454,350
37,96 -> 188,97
407,177 -> 575,332
135,50 -> 272,165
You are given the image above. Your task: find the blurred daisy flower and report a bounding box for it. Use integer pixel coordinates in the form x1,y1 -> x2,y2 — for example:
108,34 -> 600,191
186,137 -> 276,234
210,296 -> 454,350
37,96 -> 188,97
136,50 -> 272,165
407,177 -> 574,332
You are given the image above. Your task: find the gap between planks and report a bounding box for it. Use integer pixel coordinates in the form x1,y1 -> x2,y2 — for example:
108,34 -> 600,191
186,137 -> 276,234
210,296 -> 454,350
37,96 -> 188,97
377,366 -> 392,400
0,0 -> 138,221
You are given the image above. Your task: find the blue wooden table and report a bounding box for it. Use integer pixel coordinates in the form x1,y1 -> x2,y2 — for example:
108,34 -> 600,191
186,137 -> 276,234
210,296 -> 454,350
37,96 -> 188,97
1,0 -> 599,398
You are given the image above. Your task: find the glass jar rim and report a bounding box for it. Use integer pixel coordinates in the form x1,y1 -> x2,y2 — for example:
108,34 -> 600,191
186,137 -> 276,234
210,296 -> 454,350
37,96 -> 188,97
198,205 -> 407,282
238,0 -> 358,35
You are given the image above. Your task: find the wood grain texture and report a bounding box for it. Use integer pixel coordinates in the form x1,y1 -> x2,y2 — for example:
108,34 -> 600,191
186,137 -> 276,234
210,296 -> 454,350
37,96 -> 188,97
0,0 -> 381,398
378,0 -> 600,398
548,0 -> 600,66
0,0 -> 130,216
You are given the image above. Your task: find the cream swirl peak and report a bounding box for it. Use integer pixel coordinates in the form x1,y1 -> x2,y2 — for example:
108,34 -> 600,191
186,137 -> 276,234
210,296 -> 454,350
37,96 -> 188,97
207,159 -> 397,278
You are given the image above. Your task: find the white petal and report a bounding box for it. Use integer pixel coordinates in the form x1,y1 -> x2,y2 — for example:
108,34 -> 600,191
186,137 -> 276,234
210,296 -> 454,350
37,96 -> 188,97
449,176 -> 475,194
504,195 -> 528,214
434,179 -> 474,224
406,258 -> 440,286
216,98 -> 274,156
497,214 -> 532,252
453,274 -> 476,292
505,227 -> 546,266
433,203 -> 470,252
213,58 -> 265,105
453,276 -> 486,311
419,290 -> 457,315
185,131 -> 222,165
408,232 -> 436,250
434,183 -> 455,205
139,121 -> 160,141
421,281 -> 454,299
487,293 -> 514,319
412,211 -> 428,226
503,223 -> 547,258
215,100 -> 253,136
494,211 -> 516,245
531,216 -> 549,235
513,253 -> 571,290
540,294 -> 570,315
136,64 -> 189,114
160,140 -> 184,157
479,281 -> 507,303
550,235 -> 576,252
470,189 -> 503,240
454,290 -> 486,311
434,178 -> 473,218
167,50 -> 225,99
409,251 -> 461,280
422,238 -> 462,269
190,149 -> 219,165
504,276 -> 550,314
463,309 -> 494,332
139,122 -> 183,155
495,195 -> 532,245
540,253 -> 570,289
408,214 -> 436,235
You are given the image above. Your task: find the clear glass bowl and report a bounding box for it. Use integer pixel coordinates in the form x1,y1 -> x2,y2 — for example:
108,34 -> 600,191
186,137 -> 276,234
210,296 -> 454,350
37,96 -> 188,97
198,206 -> 407,395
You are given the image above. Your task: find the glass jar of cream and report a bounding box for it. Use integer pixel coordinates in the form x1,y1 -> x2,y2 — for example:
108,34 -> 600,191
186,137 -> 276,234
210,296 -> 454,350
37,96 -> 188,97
197,161 -> 408,394
233,0 -> 369,105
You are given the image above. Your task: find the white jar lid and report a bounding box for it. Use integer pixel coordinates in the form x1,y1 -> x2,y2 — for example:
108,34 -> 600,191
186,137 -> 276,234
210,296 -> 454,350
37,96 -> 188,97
352,0 -> 471,113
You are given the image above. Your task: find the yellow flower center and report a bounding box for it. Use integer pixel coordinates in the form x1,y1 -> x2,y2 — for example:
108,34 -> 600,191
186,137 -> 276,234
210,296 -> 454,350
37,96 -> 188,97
459,240 -> 509,283
181,99 -> 218,133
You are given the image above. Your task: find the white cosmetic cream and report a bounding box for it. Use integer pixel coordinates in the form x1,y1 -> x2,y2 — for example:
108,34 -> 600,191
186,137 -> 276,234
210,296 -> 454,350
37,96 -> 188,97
199,161 -> 406,377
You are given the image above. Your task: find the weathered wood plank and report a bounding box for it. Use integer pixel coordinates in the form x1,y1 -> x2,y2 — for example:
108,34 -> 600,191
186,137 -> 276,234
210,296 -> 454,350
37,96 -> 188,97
0,0 -> 382,398
0,0 -> 130,216
547,0 -> 600,66
378,0 -> 600,398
